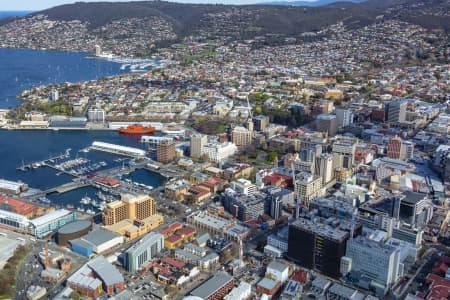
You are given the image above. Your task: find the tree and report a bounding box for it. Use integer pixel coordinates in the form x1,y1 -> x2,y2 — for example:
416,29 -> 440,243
267,151 -> 278,163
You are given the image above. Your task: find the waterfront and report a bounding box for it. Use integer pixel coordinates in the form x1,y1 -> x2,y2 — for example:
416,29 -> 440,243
0,129 -> 165,207
0,48 -> 126,108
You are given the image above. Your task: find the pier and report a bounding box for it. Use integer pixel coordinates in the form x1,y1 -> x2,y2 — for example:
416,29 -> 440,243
17,148 -> 72,171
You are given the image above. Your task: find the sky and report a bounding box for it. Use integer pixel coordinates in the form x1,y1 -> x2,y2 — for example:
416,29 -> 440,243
0,0 -> 316,11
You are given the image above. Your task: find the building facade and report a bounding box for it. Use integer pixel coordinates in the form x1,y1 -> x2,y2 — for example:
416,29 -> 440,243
124,232 -> 164,272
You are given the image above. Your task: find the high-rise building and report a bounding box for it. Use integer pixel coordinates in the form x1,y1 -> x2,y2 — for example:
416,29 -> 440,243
50,89 -> 59,101
315,114 -> 337,137
387,136 -> 405,160
124,232 -> 164,272
252,115 -> 270,131
315,153 -> 334,185
294,172 -> 322,208
230,178 -> 257,196
157,140 -> 176,163
103,194 -> 155,226
336,108 -> 354,128
232,126 -> 252,149
385,100 -> 407,124
288,218 -> 349,278
343,236 -> 401,291
332,141 -> 356,169
190,134 -> 207,159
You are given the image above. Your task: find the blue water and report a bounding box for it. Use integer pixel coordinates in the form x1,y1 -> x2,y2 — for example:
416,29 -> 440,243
0,11 -> 32,18
0,49 -> 165,208
0,48 -> 126,108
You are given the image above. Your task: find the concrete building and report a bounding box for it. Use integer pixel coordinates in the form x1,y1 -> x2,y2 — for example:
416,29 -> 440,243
315,153 -> 334,185
202,142 -> 237,163
232,126 -> 252,149
294,172 -> 323,208
315,114 -> 337,137
266,261 -> 289,283
336,108 -> 354,128
190,134 -> 207,159
157,140 -> 176,163
229,178 -> 256,196
252,115 -> 270,131
0,209 -> 29,232
386,100 -> 406,124
344,236 -> 401,293
103,194 -> 155,226
332,140 -> 356,169
124,231 -> 164,272
288,218 -> 349,278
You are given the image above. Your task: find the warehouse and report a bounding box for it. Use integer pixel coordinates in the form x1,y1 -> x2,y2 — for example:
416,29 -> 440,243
69,228 -> 123,257
0,209 -> 29,232
190,273 -> 234,300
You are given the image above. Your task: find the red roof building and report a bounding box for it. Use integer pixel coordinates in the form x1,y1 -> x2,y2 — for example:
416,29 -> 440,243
161,257 -> 185,270
95,177 -> 120,188
0,195 -> 39,218
425,273 -> 450,300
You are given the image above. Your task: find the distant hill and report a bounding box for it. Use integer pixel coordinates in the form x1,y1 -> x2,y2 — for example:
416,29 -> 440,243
0,0 -> 447,56
261,0 -> 366,6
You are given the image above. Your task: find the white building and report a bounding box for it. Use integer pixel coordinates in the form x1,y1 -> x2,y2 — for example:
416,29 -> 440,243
295,172 -> 323,207
336,108 -> 354,128
266,261 -> 289,283
224,281 -> 251,300
344,236 -> 401,291
202,142 -> 237,163
87,109 -> 105,123
230,178 -> 256,196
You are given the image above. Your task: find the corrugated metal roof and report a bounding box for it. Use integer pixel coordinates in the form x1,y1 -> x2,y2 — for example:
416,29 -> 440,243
88,255 -> 124,286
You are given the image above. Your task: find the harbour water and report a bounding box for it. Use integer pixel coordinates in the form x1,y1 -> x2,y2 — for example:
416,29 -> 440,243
0,48 -> 127,108
0,48 -> 166,208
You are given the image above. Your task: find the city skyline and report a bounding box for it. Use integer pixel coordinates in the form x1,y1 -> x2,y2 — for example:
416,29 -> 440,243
1,0 -> 317,11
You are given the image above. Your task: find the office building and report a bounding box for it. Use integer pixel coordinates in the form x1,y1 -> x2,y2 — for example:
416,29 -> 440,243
230,178 -> 256,196
332,141 -> 356,169
344,236 -> 401,292
103,194 -> 155,226
29,209 -> 77,238
190,134 -> 207,159
387,136 -> 404,160
315,114 -> 337,137
124,232 -> 164,272
288,218 -> 349,278
315,153 -> 334,185
267,226 -> 289,253
336,108 -> 354,128
252,115 -> 270,131
157,140 -> 176,163
398,192 -> 433,228
232,126 -> 252,148
385,100 -> 406,124
50,89 -> 59,101
202,142 -> 237,163
294,172 -> 323,208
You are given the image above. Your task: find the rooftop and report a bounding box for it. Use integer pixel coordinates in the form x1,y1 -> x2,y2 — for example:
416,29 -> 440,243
191,273 -> 233,299
87,255 -> 124,286
30,209 -> 72,227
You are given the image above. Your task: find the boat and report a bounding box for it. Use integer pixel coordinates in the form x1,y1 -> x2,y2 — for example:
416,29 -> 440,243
118,124 -> 156,134
38,196 -> 51,204
80,195 -> 91,205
